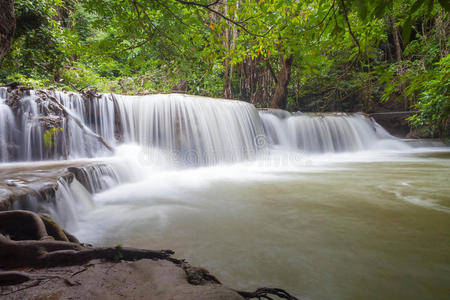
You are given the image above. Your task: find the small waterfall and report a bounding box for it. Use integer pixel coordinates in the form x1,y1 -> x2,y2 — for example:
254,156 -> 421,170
69,163 -> 131,193
7,162 -> 131,231
115,94 -> 266,165
0,89 -> 117,161
0,87 -> 15,162
9,177 -> 92,232
260,111 -> 400,153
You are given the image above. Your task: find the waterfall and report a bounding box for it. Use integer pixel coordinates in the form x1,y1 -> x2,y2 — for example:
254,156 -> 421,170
0,89 -> 406,163
259,111 -> 401,153
0,89 -> 117,161
6,162 -> 130,231
0,87 -> 15,162
0,89 -> 413,232
114,94 -> 266,165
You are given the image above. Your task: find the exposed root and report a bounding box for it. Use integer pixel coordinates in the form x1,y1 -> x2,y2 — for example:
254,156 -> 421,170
38,214 -> 80,243
237,288 -> 299,300
0,271 -> 32,286
0,210 -> 48,240
39,214 -> 70,242
0,210 -> 176,274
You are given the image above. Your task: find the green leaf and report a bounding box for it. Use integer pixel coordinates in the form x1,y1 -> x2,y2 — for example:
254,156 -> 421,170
409,0 -> 425,14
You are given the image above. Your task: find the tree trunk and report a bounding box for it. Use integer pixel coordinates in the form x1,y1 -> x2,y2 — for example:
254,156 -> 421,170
270,53 -> 293,109
390,15 -> 409,109
223,0 -> 231,98
390,16 -> 402,62
223,0 -> 238,99
0,0 -> 15,64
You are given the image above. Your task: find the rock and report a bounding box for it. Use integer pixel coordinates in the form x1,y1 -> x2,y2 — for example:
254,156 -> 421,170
4,180 -> 15,187
0,259 -> 244,300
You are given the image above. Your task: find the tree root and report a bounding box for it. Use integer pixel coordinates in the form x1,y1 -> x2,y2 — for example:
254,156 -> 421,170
0,210 -> 176,274
237,288 -> 299,300
39,214 -> 79,243
0,210 -> 48,240
0,271 -> 32,286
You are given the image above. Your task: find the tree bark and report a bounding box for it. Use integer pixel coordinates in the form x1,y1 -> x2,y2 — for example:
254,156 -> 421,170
390,15 -> 409,109
223,0 -> 238,99
223,20 -> 232,99
390,15 -> 402,62
270,52 -> 293,109
0,0 -> 15,64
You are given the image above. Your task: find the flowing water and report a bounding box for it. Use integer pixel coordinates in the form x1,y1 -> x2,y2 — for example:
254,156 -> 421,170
0,90 -> 449,299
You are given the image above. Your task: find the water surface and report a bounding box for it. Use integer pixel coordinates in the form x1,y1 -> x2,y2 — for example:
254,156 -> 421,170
75,148 -> 450,299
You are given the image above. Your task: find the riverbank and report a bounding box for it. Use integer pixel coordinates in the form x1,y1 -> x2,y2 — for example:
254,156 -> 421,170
0,210 -> 296,299
1,258 -> 244,299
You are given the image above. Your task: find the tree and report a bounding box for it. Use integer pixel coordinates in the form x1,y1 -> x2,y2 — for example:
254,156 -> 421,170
0,0 -> 15,63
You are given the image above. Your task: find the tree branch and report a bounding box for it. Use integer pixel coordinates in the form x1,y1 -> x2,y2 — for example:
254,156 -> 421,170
174,0 -> 272,37
340,0 -> 361,59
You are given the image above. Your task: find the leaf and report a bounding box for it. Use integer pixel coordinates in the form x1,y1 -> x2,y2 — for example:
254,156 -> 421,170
409,0 -> 425,14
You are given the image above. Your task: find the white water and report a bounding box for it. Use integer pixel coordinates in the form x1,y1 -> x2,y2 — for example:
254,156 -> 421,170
0,87 -> 15,162
114,94 -> 267,165
0,91 -> 408,163
260,110 -> 405,152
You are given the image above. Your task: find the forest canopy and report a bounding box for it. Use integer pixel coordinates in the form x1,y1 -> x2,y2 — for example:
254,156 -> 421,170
0,0 -> 449,137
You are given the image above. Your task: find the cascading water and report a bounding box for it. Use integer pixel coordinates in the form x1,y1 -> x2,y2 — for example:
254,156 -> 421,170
0,89 -> 406,163
114,94 -> 266,165
0,89 -> 117,161
0,87 -> 15,162
5,162 -> 131,232
0,88 -> 414,239
259,110 -> 402,153
55,91 -> 117,146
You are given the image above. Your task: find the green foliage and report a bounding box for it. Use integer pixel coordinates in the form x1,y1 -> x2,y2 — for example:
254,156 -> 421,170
43,127 -> 63,147
408,55 -> 450,137
0,0 -> 67,81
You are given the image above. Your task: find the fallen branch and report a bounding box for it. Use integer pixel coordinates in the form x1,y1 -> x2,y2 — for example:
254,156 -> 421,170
39,90 -> 114,153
